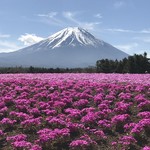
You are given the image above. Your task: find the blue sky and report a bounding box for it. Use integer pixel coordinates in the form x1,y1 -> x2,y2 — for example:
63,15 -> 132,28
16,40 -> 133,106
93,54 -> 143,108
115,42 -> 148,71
0,0 -> 150,57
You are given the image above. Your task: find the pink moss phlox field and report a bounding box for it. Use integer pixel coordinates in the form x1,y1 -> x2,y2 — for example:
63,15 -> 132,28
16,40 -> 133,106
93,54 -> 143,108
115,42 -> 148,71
0,73 -> 150,150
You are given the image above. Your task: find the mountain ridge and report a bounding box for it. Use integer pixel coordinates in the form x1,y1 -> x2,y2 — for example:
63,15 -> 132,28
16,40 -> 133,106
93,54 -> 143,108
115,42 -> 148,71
0,27 -> 129,68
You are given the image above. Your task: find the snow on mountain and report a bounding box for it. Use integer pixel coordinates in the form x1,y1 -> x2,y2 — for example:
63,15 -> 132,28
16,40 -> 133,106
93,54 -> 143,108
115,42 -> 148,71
42,27 -> 103,48
0,27 -> 129,68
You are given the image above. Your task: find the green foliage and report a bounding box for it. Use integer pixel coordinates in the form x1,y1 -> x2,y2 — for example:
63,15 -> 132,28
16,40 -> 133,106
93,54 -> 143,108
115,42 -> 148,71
0,66 -> 96,74
0,52 -> 149,73
96,52 -> 150,73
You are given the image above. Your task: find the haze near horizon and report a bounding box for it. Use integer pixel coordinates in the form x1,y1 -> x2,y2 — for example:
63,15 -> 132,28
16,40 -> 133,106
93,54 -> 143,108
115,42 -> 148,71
0,0 -> 150,57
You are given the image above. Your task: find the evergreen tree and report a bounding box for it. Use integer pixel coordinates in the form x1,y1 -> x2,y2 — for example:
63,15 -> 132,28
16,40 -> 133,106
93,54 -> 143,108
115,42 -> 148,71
96,52 -> 150,73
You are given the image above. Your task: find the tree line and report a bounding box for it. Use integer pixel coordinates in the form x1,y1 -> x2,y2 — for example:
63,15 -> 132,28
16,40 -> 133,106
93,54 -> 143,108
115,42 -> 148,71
0,52 -> 149,74
96,52 -> 150,73
0,66 -> 96,74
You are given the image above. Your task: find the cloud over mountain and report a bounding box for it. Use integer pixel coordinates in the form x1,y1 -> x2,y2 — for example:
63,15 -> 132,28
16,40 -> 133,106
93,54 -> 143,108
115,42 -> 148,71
18,34 -> 44,46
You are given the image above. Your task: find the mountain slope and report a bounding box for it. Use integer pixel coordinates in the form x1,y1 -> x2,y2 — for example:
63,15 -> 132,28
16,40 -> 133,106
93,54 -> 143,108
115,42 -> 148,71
0,27 -> 129,68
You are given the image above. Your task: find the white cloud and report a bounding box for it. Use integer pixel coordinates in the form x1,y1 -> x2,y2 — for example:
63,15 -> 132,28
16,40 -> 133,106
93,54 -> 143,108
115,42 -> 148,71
63,11 -> 101,31
106,28 -> 150,34
38,12 -> 58,18
114,1 -> 126,8
37,11 -> 102,30
63,11 -> 78,23
94,13 -> 102,19
0,33 -> 44,53
115,43 -> 138,53
0,40 -> 23,53
37,12 -> 65,27
63,11 -> 75,18
106,28 -> 134,33
140,29 -> 150,33
82,22 -> 101,31
0,34 -> 11,38
18,33 -> 44,46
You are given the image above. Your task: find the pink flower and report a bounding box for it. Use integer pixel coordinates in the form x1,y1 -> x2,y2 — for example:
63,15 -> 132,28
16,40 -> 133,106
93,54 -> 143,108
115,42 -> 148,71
30,144 -> 42,150
94,130 -> 107,139
111,114 -> 130,125
12,141 -> 32,149
142,146 -> 150,150
0,130 -> 4,136
69,134 -> 97,149
119,135 -> 137,146
73,99 -> 89,108
138,111 -> 150,119
111,141 -> 117,146
69,140 -> 89,148
0,118 -> 16,126
98,119 -> 111,129
7,134 -> 27,142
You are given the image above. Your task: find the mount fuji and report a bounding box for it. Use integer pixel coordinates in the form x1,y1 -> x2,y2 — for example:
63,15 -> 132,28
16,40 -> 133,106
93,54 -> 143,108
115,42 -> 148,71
0,27 -> 129,68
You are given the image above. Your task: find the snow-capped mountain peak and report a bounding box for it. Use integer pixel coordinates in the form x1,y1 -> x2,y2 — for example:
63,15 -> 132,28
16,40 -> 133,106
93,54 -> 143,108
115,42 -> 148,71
39,27 -> 103,49
0,26 -> 129,68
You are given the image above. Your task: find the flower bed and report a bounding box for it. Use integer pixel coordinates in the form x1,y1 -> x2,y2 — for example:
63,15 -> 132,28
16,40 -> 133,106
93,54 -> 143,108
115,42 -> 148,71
0,73 -> 150,150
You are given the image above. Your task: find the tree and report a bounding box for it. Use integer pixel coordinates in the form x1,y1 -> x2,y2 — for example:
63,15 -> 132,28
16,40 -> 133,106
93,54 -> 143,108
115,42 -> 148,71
29,66 -> 35,73
96,52 -> 150,73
